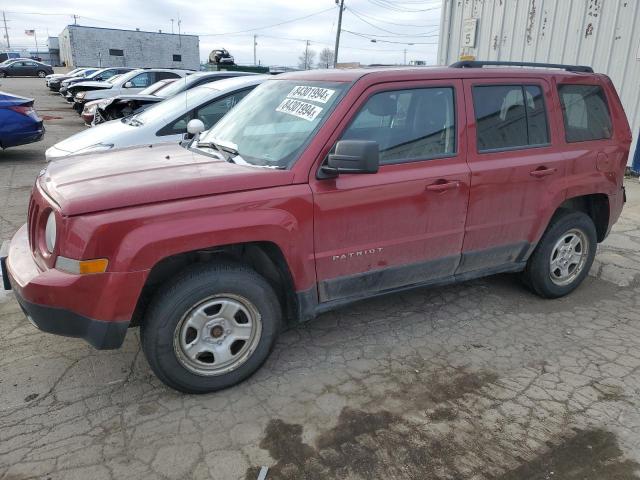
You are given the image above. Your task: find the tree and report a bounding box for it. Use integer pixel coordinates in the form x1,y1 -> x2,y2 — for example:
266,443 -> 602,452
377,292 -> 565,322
297,48 -> 316,70
317,48 -> 335,69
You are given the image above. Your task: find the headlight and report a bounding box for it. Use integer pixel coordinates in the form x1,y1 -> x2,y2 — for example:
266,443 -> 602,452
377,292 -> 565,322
76,92 -> 86,99
45,211 -> 57,253
85,104 -> 97,114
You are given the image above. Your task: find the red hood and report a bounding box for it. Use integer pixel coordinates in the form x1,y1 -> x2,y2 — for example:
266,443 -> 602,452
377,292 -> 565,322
40,143 -> 294,216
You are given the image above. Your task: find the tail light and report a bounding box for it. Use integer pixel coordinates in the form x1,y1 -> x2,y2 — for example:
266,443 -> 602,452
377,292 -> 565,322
9,105 -> 35,116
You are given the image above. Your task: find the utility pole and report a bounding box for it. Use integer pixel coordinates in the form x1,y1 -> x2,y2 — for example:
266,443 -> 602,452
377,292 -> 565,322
170,19 -> 174,34
333,0 -> 344,68
2,11 -> 10,49
403,49 -> 407,65
177,16 -> 181,46
253,35 -> 257,65
73,14 -> 78,25
304,39 -> 310,69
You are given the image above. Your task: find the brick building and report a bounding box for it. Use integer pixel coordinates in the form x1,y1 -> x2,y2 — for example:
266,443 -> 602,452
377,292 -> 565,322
58,25 -> 199,70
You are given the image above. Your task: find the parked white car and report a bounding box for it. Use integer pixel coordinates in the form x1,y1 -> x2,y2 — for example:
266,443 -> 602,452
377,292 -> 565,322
46,75 -> 267,161
69,68 -> 193,112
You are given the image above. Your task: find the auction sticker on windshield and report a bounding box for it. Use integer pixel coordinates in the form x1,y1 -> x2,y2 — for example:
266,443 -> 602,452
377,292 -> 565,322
276,98 -> 323,122
286,85 -> 335,104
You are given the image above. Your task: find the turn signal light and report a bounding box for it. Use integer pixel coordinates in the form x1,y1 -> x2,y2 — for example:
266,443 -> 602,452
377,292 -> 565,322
55,256 -> 108,274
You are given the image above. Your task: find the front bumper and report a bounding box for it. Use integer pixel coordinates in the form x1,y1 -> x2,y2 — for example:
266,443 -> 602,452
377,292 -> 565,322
2,224 -> 147,349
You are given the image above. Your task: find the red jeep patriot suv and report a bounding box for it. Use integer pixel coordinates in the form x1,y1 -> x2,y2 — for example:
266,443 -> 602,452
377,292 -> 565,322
2,61 -> 631,393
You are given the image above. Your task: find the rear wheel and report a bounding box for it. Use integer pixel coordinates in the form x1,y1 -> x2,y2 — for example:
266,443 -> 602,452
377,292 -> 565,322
523,210 -> 597,298
141,262 -> 281,393
37,70 -> 46,78
0,71 -> 6,78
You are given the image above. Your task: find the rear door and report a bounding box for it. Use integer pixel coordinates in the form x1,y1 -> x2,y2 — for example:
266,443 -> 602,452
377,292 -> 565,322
459,78 -> 566,274
310,80 -> 470,303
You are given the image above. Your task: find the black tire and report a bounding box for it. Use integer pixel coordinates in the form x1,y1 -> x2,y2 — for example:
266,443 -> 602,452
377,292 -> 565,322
140,262 -> 281,393
523,210 -> 597,298
0,72 -> 6,78
37,70 -> 47,78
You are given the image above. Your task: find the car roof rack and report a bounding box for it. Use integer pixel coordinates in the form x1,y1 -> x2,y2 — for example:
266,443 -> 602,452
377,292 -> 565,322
449,60 -> 594,73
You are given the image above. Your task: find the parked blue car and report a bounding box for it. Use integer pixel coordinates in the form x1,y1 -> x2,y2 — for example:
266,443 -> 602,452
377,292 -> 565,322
0,91 -> 44,149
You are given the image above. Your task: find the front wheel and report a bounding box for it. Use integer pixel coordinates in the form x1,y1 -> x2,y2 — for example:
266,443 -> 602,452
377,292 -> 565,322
523,210 -> 597,298
37,70 -> 47,78
141,263 -> 281,393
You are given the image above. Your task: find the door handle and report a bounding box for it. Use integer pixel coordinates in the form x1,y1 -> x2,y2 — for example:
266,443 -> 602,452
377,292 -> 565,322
426,180 -> 460,192
530,167 -> 557,178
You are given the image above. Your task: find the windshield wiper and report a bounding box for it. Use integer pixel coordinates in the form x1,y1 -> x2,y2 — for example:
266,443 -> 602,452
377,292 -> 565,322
196,138 -> 238,163
126,116 -> 143,126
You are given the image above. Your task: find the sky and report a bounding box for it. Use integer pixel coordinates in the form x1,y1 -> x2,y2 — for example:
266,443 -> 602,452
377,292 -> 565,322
1,0 -> 443,67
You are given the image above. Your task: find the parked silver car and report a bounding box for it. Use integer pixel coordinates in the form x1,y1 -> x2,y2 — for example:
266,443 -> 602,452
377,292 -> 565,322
46,75 -> 266,160
68,68 -> 194,112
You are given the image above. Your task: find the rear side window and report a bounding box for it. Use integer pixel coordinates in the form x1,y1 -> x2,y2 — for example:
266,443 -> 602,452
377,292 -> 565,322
473,85 -> 549,152
341,87 -> 456,165
558,84 -> 612,142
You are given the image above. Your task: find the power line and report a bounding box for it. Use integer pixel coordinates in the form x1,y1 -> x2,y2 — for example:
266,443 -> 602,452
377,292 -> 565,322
345,5 -> 439,28
365,0 -> 442,13
345,6 -> 437,36
196,7 -> 336,37
343,29 -> 438,45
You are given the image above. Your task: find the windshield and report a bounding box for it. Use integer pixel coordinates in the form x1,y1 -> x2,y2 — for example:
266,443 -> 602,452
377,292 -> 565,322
128,85 -> 216,125
155,76 -> 191,98
199,80 -> 347,168
139,79 -> 173,95
107,74 -> 122,84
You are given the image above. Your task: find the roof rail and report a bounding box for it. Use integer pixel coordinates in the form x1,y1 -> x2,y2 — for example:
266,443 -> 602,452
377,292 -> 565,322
449,60 -> 594,73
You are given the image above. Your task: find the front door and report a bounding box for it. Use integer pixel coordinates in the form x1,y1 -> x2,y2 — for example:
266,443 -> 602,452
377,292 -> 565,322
458,78 -> 566,274
310,80 -> 470,303
8,62 -> 27,76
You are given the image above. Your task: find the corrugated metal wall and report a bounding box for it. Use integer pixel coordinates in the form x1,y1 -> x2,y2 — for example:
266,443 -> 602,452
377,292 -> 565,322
438,0 -> 640,163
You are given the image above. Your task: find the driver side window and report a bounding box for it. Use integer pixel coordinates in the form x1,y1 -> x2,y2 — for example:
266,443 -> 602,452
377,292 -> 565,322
341,87 -> 456,165
128,72 -> 153,88
159,89 -> 253,136
195,89 -> 252,127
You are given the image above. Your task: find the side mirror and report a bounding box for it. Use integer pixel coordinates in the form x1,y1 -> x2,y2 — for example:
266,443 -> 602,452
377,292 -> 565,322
185,119 -> 205,141
124,81 -> 133,88
320,140 -> 379,178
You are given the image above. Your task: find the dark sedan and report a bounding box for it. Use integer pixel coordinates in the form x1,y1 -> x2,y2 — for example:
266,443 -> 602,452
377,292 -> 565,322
0,91 -> 44,149
0,60 -> 54,78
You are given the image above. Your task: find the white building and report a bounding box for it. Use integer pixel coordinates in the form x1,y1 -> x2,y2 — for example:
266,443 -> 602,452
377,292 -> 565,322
438,0 -> 640,163
58,25 -> 199,71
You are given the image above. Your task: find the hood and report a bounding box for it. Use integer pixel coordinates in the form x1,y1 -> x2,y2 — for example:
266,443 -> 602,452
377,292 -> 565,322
113,94 -> 161,103
99,94 -> 160,109
47,120 -> 133,156
40,143 -> 294,216
49,75 -> 73,83
71,81 -> 113,90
